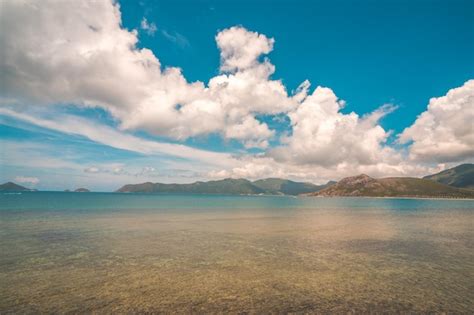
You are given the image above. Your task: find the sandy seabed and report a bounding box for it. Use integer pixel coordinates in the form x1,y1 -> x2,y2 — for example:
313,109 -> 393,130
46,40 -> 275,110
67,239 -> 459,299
1,206 -> 473,313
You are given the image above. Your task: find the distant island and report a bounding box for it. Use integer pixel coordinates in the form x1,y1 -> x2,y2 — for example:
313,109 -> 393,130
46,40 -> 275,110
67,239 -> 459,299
74,188 -> 90,192
116,178 -> 334,196
0,182 -> 35,192
63,188 -> 91,192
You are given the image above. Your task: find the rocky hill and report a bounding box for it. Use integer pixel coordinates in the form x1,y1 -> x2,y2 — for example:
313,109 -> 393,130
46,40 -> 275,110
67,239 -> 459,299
307,174 -> 474,198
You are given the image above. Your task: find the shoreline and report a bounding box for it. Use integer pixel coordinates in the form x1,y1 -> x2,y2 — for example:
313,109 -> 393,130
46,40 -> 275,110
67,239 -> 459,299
303,195 -> 474,201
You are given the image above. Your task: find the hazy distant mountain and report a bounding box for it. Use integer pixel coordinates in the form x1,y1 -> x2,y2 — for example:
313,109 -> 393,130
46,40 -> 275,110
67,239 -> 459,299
117,178 -> 334,195
0,182 -> 33,191
307,174 -> 474,198
423,164 -> 474,190
252,178 -> 334,195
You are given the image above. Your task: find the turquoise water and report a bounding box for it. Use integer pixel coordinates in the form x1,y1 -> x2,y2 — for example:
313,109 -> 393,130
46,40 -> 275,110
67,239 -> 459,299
1,192 -> 473,313
3,191 -> 474,211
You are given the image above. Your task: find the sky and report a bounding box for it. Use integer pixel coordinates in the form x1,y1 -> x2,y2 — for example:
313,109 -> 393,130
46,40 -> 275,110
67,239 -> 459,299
0,0 -> 473,191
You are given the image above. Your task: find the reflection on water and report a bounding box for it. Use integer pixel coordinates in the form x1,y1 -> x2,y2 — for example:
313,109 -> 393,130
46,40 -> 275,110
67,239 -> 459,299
1,193 -> 473,313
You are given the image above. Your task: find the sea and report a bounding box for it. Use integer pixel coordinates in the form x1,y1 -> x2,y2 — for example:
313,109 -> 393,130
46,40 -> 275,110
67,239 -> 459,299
1,191 -> 473,313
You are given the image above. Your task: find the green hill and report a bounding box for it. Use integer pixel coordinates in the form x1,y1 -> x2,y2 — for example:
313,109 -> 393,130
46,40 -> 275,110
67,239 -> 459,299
117,178 -> 266,195
423,164 -> 474,189
307,174 -> 474,198
116,178 -> 334,195
0,182 -> 32,191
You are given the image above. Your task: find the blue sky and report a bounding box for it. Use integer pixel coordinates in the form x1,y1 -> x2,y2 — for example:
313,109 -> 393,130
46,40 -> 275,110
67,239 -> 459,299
0,0 -> 473,191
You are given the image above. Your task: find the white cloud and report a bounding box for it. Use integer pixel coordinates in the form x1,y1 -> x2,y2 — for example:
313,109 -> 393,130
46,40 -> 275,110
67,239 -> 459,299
14,176 -> 39,185
140,17 -> 157,36
207,154 -> 441,184
216,26 -> 275,72
84,166 -> 100,173
207,81 -> 473,182
0,1 -> 299,148
399,80 -> 474,163
269,86 -> 398,167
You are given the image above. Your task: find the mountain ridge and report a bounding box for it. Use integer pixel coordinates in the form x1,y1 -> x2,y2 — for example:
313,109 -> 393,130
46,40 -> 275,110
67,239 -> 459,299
116,178 -> 334,195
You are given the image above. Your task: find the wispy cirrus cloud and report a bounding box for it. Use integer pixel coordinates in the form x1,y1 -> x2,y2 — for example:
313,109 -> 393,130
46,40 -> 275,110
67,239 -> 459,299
161,29 -> 190,48
0,108 -> 236,167
140,16 -> 189,47
140,17 -> 157,36
84,165 -> 160,177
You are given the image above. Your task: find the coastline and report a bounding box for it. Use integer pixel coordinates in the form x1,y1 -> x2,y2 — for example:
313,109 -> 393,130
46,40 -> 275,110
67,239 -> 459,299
303,195 -> 474,201
3,190 -> 474,201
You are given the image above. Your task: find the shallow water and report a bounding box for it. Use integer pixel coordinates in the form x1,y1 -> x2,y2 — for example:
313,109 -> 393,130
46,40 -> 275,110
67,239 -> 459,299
1,192 -> 473,313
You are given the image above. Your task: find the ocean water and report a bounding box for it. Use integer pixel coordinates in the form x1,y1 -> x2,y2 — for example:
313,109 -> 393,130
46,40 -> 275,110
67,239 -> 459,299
1,192 -> 473,313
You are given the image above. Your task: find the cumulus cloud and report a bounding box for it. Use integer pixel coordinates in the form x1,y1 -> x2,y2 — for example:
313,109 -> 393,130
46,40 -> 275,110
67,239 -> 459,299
216,26 -> 275,72
399,80 -> 474,163
206,154 -> 436,184
207,80 -> 473,181
269,86 -> 398,167
15,176 -> 39,185
0,0 -> 299,149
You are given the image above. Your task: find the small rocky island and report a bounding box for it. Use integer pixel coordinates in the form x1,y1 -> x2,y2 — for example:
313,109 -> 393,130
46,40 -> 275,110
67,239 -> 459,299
74,188 -> 90,192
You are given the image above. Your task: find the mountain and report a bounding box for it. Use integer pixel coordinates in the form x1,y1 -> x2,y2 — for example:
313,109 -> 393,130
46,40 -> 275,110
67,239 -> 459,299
0,182 -> 33,191
117,178 -> 264,195
423,164 -> 474,190
116,178 -> 334,195
307,174 -> 474,198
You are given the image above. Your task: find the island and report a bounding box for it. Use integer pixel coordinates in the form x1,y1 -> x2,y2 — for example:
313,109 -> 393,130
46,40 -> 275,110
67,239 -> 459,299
74,188 -> 91,192
0,182 -> 34,192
